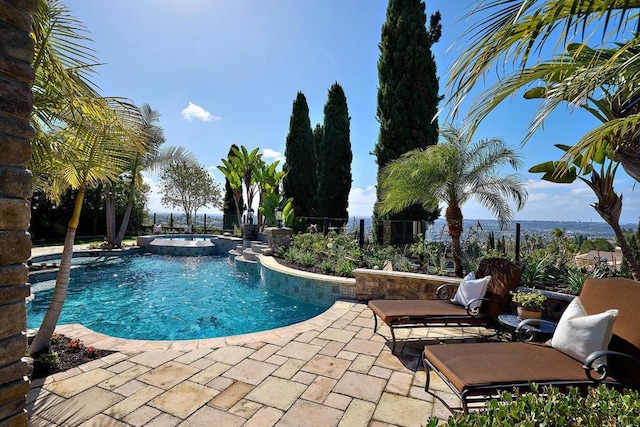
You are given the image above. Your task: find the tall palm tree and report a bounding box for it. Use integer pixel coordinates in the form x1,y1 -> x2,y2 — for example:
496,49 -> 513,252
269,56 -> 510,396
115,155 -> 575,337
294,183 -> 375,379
106,103 -> 195,247
445,0 -> 640,182
378,125 -> 527,277
28,0 -> 146,354
29,100 -> 144,355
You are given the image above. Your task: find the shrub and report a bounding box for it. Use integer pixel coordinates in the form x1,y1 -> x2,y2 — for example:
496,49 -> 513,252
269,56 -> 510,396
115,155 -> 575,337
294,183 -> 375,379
32,351 -> 60,377
427,385 -> 640,427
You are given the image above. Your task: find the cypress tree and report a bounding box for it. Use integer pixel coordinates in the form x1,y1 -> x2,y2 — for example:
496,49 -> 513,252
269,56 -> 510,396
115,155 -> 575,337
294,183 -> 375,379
312,123 -> 324,214
317,82 -> 352,219
222,144 -> 244,229
283,92 -> 317,217
373,0 -> 442,224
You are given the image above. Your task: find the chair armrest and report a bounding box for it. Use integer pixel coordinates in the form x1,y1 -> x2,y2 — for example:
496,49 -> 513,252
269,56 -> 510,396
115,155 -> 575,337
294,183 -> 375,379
464,297 -> 501,316
514,319 -> 557,342
583,350 -> 640,382
436,283 -> 457,300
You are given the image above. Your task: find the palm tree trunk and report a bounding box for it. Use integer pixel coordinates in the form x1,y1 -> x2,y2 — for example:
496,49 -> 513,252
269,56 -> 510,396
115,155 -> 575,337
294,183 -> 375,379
29,187 -> 86,355
446,204 -> 464,277
114,176 -> 136,246
105,183 -> 116,247
606,219 -> 640,281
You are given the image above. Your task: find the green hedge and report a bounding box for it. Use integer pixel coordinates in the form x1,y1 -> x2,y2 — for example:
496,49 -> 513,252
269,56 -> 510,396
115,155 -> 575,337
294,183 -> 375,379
428,385 -> 640,427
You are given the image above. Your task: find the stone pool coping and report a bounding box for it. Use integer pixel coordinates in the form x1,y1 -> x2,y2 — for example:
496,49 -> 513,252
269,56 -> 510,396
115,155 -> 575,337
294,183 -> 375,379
55,300 -> 358,353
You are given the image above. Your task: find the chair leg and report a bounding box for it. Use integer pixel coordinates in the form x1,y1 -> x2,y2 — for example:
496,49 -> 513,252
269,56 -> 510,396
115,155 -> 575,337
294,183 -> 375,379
390,325 -> 398,354
372,311 -> 378,332
423,356 -> 431,392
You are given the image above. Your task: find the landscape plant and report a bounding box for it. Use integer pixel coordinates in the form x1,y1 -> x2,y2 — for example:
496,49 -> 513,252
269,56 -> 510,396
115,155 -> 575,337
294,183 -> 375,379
283,92 -> 317,217
428,384 -> 640,427
316,83 -> 352,220
444,1 -> 640,184
373,0 -> 442,227
160,161 -> 221,226
377,124 -> 528,277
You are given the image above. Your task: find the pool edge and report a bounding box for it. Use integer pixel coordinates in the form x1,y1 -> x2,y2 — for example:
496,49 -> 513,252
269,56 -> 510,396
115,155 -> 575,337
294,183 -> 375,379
52,299 -> 359,353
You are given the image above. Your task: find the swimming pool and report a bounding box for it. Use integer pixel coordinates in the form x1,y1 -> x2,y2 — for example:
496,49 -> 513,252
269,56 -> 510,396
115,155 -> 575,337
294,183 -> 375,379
27,254 -> 329,340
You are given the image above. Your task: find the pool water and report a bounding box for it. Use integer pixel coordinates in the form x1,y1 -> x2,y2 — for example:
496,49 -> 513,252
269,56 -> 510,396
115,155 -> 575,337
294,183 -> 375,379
27,254 -> 328,340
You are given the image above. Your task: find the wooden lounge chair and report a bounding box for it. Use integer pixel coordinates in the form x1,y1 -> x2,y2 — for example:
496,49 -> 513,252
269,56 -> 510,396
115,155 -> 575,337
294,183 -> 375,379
368,258 -> 522,353
423,277 -> 640,413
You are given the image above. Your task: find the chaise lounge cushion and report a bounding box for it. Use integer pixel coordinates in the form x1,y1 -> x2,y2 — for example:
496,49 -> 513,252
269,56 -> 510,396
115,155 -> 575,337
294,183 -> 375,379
424,342 -> 598,395
368,299 -> 488,325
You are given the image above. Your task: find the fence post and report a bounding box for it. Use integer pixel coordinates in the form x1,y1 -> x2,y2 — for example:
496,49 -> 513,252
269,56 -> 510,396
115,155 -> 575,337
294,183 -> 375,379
323,217 -> 329,235
515,222 -> 521,262
359,219 -> 365,248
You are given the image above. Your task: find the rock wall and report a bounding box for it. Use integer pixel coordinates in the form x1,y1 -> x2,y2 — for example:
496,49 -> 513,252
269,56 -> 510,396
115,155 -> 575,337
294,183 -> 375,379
0,1 -> 36,425
353,269 -> 460,301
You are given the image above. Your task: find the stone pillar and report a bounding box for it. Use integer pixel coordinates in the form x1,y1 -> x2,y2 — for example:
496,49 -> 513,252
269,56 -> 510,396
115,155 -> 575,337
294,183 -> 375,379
0,1 -> 36,425
265,227 -> 293,252
242,224 -> 258,247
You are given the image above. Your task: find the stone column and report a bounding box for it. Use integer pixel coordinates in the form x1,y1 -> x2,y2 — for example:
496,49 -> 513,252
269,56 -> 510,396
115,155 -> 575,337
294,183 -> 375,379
0,1 -> 36,425
265,227 -> 293,252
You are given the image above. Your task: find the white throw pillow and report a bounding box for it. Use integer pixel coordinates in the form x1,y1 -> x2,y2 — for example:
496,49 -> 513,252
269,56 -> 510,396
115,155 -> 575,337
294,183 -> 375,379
451,273 -> 491,310
550,297 -> 618,363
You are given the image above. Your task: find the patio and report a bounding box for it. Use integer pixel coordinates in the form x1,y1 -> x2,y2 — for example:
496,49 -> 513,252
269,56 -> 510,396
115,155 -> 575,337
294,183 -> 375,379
27,300 -> 491,426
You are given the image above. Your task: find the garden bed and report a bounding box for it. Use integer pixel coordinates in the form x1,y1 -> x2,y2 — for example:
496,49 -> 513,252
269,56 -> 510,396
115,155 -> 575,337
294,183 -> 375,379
29,334 -> 115,379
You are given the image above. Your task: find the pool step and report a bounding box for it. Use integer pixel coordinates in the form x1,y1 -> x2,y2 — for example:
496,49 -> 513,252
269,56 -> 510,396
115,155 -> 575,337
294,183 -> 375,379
241,248 -> 259,262
234,254 -> 258,274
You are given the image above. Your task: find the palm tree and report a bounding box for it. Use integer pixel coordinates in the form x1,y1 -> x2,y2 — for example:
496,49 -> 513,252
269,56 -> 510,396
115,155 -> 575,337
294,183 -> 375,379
445,0 -> 640,182
378,125 -> 527,277
29,101 -> 144,355
28,0 -> 146,354
106,103 -> 195,248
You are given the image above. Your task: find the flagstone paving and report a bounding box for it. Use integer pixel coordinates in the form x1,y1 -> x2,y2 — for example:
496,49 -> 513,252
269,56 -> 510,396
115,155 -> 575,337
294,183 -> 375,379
28,300 -> 492,426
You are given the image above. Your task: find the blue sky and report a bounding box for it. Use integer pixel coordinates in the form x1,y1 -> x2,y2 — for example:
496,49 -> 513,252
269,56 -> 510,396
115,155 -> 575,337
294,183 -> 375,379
66,0 -> 639,225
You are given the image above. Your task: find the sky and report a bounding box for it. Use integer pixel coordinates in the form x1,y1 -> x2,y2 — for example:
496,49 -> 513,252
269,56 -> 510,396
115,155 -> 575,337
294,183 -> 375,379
66,0 -> 639,225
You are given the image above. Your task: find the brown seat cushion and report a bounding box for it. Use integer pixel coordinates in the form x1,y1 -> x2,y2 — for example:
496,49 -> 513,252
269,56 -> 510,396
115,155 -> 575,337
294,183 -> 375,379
424,342 -> 590,395
369,299 -> 475,324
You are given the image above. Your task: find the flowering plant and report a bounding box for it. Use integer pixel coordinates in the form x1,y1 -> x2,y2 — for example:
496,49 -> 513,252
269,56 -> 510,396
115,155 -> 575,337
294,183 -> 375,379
511,290 -> 547,309
66,339 -> 83,352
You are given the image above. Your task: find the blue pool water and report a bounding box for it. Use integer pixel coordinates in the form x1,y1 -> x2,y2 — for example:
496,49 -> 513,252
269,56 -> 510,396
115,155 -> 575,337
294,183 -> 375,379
27,254 -> 328,340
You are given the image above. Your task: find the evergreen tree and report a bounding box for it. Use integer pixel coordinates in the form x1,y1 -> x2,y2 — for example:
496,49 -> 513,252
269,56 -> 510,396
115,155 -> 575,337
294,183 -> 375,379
312,124 -> 324,214
222,144 -> 244,229
317,83 -> 352,219
283,92 -> 317,217
373,0 -> 442,225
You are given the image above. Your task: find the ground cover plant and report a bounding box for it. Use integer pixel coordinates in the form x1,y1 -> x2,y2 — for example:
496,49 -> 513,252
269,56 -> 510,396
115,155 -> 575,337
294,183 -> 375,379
427,384 -> 640,426
29,334 -> 114,379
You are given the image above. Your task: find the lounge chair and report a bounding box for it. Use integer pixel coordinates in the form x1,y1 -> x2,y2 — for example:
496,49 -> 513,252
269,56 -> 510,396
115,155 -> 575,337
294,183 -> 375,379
368,258 -> 522,353
423,277 -> 640,413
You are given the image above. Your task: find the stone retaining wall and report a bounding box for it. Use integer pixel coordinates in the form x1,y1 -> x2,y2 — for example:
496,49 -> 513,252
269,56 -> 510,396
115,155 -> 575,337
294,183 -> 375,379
353,268 -> 461,301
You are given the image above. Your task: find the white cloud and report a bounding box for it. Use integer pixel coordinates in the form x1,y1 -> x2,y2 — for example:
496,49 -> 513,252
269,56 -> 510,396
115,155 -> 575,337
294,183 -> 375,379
181,102 -> 221,122
348,186 -> 376,217
261,148 -> 285,163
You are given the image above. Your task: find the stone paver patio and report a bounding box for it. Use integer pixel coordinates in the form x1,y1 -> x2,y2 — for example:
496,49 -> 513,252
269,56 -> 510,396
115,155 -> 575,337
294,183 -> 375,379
28,299 -> 492,426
